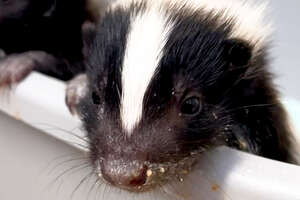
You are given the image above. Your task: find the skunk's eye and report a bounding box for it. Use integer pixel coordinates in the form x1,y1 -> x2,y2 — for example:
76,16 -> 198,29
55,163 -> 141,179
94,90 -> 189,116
92,91 -> 101,105
181,97 -> 202,116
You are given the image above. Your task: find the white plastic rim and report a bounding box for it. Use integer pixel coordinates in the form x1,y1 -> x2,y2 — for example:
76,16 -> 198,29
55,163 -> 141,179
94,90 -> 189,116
0,72 -> 300,200
0,72 -> 85,150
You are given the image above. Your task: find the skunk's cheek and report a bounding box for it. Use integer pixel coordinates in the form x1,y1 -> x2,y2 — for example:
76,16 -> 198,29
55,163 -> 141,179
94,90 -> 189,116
224,39 -> 253,67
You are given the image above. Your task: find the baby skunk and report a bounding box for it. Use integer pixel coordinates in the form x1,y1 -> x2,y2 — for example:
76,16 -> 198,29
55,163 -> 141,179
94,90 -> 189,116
0,0 -> 86,85
68,0 -> 297,193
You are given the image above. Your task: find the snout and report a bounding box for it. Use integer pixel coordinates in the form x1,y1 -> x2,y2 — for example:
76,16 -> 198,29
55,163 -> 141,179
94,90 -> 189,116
100,159 -> 149,191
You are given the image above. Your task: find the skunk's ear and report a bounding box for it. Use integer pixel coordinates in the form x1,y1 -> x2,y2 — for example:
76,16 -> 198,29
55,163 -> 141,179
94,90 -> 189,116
224,39 -> 252,67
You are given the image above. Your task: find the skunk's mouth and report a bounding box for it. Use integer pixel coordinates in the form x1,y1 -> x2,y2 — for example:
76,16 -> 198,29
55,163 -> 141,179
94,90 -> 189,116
93,152 -> 201,193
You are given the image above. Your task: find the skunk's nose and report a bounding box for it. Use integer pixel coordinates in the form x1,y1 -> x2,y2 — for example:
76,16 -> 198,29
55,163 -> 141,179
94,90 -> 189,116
100,160 -> 148,189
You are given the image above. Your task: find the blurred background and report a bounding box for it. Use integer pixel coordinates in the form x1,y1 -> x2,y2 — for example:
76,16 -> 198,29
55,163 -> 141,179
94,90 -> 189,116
271,0 -> 300,101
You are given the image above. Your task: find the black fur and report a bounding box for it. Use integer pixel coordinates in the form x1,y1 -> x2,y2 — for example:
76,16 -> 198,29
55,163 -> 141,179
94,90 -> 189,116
79,1 -> 295,192
84,6 -> 131,113
0,0 -> 87,80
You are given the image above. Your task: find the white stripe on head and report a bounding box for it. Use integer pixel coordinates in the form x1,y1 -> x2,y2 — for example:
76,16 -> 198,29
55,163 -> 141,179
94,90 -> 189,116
117,0 -> 270,134
120,5 -> 173,134
112,0 -> 271,52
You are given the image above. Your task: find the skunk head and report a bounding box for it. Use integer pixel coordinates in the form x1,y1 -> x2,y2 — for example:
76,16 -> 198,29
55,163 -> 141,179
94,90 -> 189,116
79,0 -> 293,192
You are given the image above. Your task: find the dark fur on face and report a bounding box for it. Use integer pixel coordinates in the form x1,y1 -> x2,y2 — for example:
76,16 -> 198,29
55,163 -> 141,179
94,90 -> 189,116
78,0 -> 295,192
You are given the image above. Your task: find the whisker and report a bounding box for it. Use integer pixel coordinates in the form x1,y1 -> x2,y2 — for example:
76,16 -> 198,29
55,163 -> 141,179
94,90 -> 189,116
32,122 -> 89,143
220,75 -> 246,100
167,182 -> 187,200
158,183 -> 177,199
96,181 -> 107,200
87,177 -> 99,200
225,103 -> 275,113
107,184 -> 113,200
55,178 -> 64,196
102,183 -> 109,200
94,180 -> 102,200
39,152 -> 85,176
69,142 -> 90,150
228,65 -> 249,71
47,157 -> 88,175
71,171 -> 94,199
48,162 -> 90,189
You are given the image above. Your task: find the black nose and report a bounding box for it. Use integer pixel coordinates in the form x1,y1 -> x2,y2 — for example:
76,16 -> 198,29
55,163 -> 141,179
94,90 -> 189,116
101,160 -> 148,189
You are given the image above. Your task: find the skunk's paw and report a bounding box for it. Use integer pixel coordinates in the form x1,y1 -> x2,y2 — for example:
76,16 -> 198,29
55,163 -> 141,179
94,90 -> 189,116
65,74 -> 88,115
0,53 -> 36,89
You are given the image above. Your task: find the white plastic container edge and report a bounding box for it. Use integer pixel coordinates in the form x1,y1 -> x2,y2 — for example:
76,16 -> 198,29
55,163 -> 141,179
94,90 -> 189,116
0,72 -> 300,200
